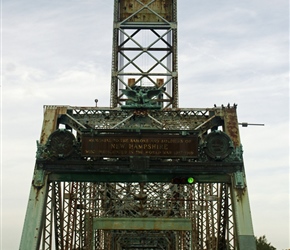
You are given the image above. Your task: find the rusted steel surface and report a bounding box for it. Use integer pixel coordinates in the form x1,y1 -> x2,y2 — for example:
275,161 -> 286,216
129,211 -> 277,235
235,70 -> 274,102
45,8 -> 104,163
223,106 -> 241,148
39,182 -> 235,249
92,217 -> 192,231
119,0 -> 173,22
56,105 -> 221,132
40,106 -> 67,144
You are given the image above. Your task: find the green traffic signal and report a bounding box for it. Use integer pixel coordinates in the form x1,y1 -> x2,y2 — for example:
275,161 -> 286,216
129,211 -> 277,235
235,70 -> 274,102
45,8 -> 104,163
172,177 -> 195,184
187,177 -> 195,184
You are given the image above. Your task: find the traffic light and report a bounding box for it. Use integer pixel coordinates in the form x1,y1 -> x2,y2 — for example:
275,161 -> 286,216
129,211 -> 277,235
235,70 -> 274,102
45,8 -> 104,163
172,177 -> 195,184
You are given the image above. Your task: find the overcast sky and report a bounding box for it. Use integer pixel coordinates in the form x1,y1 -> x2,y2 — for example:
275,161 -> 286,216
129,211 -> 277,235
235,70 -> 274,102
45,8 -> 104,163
1,0 -> 289,249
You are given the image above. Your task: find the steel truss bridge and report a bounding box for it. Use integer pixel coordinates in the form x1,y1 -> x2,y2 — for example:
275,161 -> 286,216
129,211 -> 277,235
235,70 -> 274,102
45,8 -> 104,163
20,1 -> 256,250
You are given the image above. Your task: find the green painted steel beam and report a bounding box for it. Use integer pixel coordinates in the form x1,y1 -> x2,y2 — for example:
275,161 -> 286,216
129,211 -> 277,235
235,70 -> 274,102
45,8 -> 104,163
20,172 -> 48,250
48,172 -> 231,183
231,174 -> 257,250
92,217 -> 192,231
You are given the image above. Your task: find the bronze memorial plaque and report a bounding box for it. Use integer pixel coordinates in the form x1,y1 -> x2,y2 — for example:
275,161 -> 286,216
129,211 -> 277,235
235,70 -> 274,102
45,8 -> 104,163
82,133 -> 198,158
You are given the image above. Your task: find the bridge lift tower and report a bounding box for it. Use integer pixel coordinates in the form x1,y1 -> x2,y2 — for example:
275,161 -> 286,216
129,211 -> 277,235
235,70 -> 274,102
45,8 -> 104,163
20,1 -> 256,249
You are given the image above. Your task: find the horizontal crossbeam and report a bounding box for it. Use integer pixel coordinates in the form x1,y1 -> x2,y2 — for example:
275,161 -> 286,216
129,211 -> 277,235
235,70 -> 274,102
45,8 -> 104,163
48,172 -> 232,183
92,217 -> 192,231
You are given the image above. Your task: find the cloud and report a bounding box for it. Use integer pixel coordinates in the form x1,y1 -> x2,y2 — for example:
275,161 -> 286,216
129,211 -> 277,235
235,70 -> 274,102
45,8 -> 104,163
241,121 -> 289,248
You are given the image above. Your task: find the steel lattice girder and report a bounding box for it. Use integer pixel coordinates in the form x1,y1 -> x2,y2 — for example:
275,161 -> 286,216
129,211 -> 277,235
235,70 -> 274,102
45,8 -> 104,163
20,104 -> 256,250
111,0 -> 178,108
36,105 -> 244,182
42,182 -> 235,249
91,218 -> 192,231
55,105 -> 221,132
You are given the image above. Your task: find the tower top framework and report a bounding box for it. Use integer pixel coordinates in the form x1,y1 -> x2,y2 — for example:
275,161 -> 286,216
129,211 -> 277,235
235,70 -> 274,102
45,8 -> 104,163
110,0 -> 178,108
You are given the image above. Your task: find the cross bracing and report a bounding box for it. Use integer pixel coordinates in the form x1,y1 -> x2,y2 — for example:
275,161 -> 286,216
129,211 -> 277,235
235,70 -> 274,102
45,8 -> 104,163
20,105 -> 256,249
111,0 -> 178,108
40,182 -> 235,250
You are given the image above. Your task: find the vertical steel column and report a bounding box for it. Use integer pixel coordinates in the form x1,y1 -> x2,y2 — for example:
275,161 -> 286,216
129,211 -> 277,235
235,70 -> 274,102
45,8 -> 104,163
171,0 -> 178,108
230,182 -> 256,249
19,106 -> 67,250
19,172 -> 49,250
53,182 -> 64,250
223,107 -> 256,250
110,0 -> 120,108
